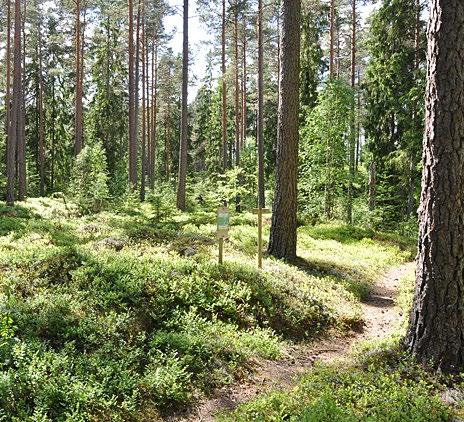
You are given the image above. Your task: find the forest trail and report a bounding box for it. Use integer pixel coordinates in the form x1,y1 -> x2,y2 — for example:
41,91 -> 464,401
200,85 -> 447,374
167,261 -> 415,422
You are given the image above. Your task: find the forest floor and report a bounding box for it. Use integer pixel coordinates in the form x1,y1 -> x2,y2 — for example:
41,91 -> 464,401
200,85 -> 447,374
169,262 -> 414,422
1,197 -> 457,421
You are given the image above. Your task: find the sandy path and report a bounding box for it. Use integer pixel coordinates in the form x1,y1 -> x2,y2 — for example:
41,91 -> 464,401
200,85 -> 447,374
166,262 -> 415,422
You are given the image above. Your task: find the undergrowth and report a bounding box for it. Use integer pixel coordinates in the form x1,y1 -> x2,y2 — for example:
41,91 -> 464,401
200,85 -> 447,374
0,198 -> 412,421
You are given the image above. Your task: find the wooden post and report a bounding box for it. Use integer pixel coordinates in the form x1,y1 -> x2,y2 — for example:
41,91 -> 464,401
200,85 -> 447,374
217,206 -> 230,266
253,208 -> 270,269
257,208 -> 263,268
219,238 -> 224,265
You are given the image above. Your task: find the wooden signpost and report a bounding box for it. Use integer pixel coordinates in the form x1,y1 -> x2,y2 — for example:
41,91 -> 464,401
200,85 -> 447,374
253,207 -> 270,269
216,206 -> 230,265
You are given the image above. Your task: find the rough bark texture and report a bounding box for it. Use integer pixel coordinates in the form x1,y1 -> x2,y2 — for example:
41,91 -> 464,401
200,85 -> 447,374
5,0 -> 11,137
241,15 -> 246,150
405,0 -> 464,373
150,42 -> 158,189
177,0 -> 188,211
347,0 -> 356,224
7,0 -> 22,205
221,0 -> 228,173
140,3 -> 146,202
74,0 -> 84,156
257,0 -> 265,209
128,0 -> 137,187
268,0 -> 300,260
329,0 -> 335,79
37,15 -> 46,197
234,7 -> 241,212
17,0 -> 26,201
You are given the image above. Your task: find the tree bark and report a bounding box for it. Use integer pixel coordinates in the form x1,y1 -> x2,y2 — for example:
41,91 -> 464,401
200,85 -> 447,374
128,0 -> 137,187
5,0 -> 11,138
257,0 -> 265,209
150,42 -> 158,189
234,5 -> 241,212
405,0 -> 464,373
268,0 -> 301,260
241,13 -> 247,150
221,0 -> 228,173
140,0 -> 146,201
347,0 -> 356,224
7,0 -> 22,205
74,0 -> 84,156
17,0 -> 26,201
37,10 -> 46,197
177,0 -> 188,211
329,0 -> 335,79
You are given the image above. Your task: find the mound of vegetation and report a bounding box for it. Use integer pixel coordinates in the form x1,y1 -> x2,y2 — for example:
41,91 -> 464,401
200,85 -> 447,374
0,199 -> 412,420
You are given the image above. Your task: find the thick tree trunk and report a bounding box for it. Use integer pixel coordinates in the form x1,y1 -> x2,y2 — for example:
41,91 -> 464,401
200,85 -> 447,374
268,0 -> 301,260
74,0 -> 84,156
257,0 -> 265,209
128,0 -> 137,187
221,0 -> 228,173
140,2 -> 146,201
150,42 -> 158,189
17,0 -> 26,201
135,2 -> 141,179
347,0 -> 356,224
177,0 -> 188,211
5,0 -> 11,137
7,0 -> 22,205
146,32 -> 151,191
37,14 -> 45,197
329,0 -> 335,79
234,6 -> 241,212
241,14 -> 247,150
405,0 -> 464,373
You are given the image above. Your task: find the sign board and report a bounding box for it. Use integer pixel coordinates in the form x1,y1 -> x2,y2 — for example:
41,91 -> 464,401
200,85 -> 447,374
216,207 -> 230,239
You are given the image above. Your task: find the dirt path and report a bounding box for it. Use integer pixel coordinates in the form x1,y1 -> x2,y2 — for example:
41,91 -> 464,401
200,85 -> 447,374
167,262 -> 415,422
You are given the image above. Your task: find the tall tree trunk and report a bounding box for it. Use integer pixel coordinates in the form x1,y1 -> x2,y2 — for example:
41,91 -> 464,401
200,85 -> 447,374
50,74 -> 56,191
329,0 -> 335,79
5,0 -> 11,137
128,0 -> 137,187
241,14 -> 247,150
405,0 -> 464,373
146,33 -> 151,191
17,0 -> 26,201
7,0 -> 22,205
257,0 -> 265,209
37,11 -> 45,197
177,0 -> 188,211
221,0 -> 228,173
234,5 -> 241,212
140,0 -> 146,201
150,42 -> 158,189
134,2 -> 141,183
268,0 -> 301,260
74,0 -> 84,156
355,69 -> 361,171
165,103 -> 171,180
347,0 -> 356,224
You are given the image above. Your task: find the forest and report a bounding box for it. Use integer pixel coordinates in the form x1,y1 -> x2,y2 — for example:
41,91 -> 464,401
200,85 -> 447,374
0,0 -> 463,420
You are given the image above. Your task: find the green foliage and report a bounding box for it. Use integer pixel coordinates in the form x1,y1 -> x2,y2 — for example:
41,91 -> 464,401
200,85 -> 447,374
0,198 -> 416,420
299,79 -> 355,220
220,360 -> 451,422
69,142 -> 109,214
363,0 -> 426,227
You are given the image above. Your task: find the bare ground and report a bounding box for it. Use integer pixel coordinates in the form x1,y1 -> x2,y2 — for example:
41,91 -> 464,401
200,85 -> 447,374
166,262 -> 415,422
